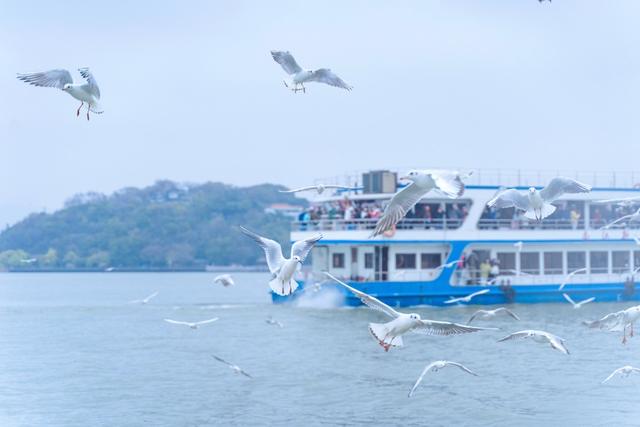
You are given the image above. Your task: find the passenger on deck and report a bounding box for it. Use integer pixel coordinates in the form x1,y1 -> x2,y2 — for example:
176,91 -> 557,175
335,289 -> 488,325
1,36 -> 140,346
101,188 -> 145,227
570,209 -> 581,230
480,259 -> 491,284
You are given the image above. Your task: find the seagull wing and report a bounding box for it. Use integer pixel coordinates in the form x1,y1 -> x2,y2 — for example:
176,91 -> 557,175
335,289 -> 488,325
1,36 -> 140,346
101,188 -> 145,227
278,186 -> 318,193
309,68 -> 352,90
445,361 -> 479,376
371,183 -> 430,237
413,320 -> 494,336
429,171 -> 465,198
270,51 -> 303,74
584,312 -> 624,330
239,227 -> 285,273
291,234 -> 323,262
562,293 -> 576,306
164,319 -> 190,326
495,307 -> 521,320
78,67 -> 100,98
239,369 -> 253,378
601,368 -> 622,384
576,297 -> 595,307
144,292 -> 158,302
497,330 -> 531,342
487,189 -> 530,211
212,354 -> 234,367
467,310 -> 485,324
444,296 -> 461,304
540,177 -> 591,203
408,363 -> 437,397
322,185 -> 358,190
17,69 -> 73,90
324,272 -> 400,318
194,317 -> 219,326
602,214 -> 633,229
469,289 -> 490,299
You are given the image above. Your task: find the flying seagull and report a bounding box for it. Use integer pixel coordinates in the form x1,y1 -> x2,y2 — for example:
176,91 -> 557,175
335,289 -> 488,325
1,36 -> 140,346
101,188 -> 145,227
279,184 -> 358,195
164,318 -> 219,329
487,177 -> 591,221
211,355 -> 252,378
467,307 -> 520,324
562,293 -> 595,309
558,268 -> 588,291
240,226 -> 322,296
444,289 -> 490,304
408,361 -> 478,397
433,259 -> 462,270
583,305 -> 640,344
601,366 -> 640,384
370,170 -> 469,238
128,291 -> 158,305
593,196 -> 640,207
271,50 -> 352,93
17,68 -> 103,120
265,316 -> 284,328
498,330 -> 569,355
325,273 -> 493,351
214,274 -> 235,287
601,208 -> 640,230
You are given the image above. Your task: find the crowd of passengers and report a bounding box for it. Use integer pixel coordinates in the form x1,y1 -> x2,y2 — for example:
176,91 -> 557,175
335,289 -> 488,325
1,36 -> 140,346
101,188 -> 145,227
479,201 -> 640,230
297,198 -> 470,230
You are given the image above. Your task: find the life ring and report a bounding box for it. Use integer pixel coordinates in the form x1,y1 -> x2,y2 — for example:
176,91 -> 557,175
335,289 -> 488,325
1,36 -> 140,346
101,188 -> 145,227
383,225 -> 396,237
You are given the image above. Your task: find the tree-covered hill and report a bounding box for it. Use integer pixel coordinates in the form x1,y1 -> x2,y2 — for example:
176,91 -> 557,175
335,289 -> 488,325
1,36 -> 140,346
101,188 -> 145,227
0,180 -> 307,270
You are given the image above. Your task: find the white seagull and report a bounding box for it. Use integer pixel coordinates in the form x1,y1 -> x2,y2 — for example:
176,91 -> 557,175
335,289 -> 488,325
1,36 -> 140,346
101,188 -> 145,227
444,289 -> 491,304
601,208 -> 640,230
212,355 -> 252,378
17,68 -> 103,120
265,316 -> 284,328
240,226 -> 322,296
433,259 -> 462,270
370,170 -> 468,238
325,273 -> 493,352
562,293 -> 595,309
128,291 -> 158,305
279,184 -> 358,195
164,318 -> 219,329
467,307 -> 520,324
558,268 -> 588,291
408,360 -> 478,397
487,177 -> 591,221
271,50 -> 352,93
214,274 -> 235,287
583,305 -> 640,344
593,196 -> 640,207
601,366 -> 640,384
498,330 -> 569,355
514,241 -> 524,253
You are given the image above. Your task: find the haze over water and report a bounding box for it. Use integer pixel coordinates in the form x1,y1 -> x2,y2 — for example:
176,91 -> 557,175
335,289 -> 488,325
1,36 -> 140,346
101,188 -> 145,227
0,272 -> 638,426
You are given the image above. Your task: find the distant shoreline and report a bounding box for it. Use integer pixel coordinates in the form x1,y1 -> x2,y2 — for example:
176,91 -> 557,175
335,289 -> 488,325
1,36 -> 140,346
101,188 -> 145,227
2,266 -> 269,273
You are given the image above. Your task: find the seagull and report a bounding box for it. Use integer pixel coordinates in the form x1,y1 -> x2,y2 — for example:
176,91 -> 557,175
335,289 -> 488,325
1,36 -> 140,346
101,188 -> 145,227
213,274 -> 235,287
562,293 -> 595,309
558,268 -> 588,291
19,258 -> 37,264
17,68 -> 103,120
325,273 -> 493,351
487,177 -> 591,221
433,259 -> 462,270
370,170 -> 468,238
265,316 -> 284,328
164,318 -> 219,329
467,307 -> 520,324
583,305 -> 640,344
514,241 -> 524,253
211,355 -> 252,378
601,366 -> 640,384
279,184 -> 358,195
601,208 -> 640,230
444,289 -> 491,304
128,291 -> 158,305
498,330 -> 569,355
408,361 -> 478,397
240,226 -> 322,296
270,51 -> 352,93
593,196 -> 640,207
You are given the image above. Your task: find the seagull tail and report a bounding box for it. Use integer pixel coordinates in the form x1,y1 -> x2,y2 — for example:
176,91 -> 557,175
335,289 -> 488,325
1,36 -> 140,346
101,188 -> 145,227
269,277 -> 299,296
368,323 -> 403,350
90,101 -> 104,114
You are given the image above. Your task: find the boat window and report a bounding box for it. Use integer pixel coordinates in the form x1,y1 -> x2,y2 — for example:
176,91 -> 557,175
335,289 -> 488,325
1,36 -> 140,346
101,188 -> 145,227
420,253 -> 442,269
520,252 -> 540,275
497,252 -> 515,275
635,251 -> 640,271
544,252 -> 563,275
612,251 -> 630,274
364,253 -> 374,269
332,253 -> 345,268
567,251 -> 586,272
590,251 -> 609,274
395,253 -> 416,269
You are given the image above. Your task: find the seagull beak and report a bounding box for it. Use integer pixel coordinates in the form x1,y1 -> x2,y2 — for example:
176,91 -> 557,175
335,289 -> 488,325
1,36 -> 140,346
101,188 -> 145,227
399,176 -> 409,181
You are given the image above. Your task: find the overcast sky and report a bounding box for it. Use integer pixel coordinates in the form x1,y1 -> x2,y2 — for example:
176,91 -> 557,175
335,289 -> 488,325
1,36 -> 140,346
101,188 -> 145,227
1,1 -> 639,226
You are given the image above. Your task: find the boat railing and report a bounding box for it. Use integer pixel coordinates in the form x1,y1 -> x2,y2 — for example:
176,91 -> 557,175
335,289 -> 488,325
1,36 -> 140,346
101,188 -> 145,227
293,218 -> 463,232
477,218 -> 587,230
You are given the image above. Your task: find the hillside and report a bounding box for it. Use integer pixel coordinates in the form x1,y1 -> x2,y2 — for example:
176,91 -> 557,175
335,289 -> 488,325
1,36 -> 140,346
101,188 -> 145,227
0,180 -> 307,270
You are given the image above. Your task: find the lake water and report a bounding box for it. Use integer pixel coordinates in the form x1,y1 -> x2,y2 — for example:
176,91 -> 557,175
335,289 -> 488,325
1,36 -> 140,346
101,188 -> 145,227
0,272 -> 639,426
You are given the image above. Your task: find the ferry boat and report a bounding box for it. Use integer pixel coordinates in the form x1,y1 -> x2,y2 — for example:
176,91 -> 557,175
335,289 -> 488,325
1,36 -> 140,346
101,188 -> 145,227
274,169 -> 640,307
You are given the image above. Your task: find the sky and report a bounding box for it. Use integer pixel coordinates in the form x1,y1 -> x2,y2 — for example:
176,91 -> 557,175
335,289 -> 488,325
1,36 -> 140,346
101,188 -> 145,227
1,0 -> 640,226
